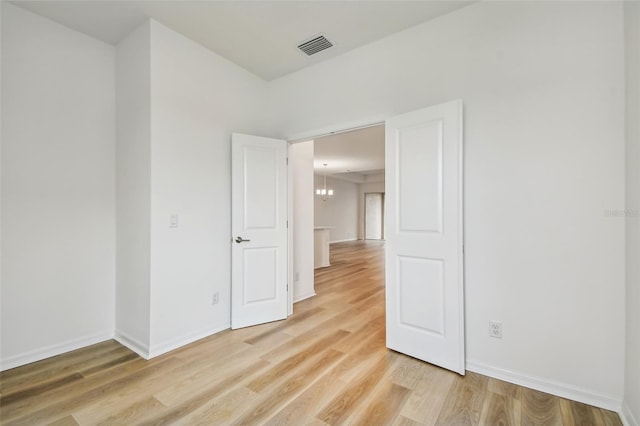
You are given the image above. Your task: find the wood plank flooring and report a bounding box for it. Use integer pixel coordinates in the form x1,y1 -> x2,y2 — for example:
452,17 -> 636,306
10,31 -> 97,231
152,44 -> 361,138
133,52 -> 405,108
0,240 -> 622,425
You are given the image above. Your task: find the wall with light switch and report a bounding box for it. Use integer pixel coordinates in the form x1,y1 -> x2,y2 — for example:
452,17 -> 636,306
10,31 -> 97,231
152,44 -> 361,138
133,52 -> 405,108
115,19 -> 273,358
0,7 -> 274,365
145,20 -> 270,356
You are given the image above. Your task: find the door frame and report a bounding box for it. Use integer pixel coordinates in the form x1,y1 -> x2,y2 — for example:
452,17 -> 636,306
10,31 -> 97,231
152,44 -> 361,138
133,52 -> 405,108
287,144 -> 294,315
285,110 -> 464,370
286,117 -> 386,317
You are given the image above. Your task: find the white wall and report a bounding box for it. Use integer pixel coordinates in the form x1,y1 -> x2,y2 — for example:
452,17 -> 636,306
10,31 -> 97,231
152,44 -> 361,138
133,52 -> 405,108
270,1 -> 626,408
147,21 -> 269,356
115,19 -> 272,358
1,3 -> 115,369
115,21 -> 152,355
624,2 -> 640,424
314,176 -> 358,243
358,180 -> 385,240
291,141 -> 315,303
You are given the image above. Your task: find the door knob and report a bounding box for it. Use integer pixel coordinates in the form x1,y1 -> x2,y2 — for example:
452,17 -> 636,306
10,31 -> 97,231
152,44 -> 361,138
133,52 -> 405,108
235,236 -> 251,243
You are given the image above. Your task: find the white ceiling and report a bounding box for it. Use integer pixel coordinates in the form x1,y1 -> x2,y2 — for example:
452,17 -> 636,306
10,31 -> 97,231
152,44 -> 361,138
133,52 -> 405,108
10,1 -> 471,176
313,125 -> 385,183
10,0 -> 474,81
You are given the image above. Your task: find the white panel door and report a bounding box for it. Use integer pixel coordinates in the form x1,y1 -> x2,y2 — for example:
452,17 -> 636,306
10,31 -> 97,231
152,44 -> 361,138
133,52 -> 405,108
231,133 -> 288,329
385,100 -> 465,374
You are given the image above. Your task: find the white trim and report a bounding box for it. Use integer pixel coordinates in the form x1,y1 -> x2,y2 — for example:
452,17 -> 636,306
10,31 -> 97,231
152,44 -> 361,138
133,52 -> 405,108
467,359 -> 623,412
1,330 -> 114,371
330,238 -> 358,244
287,142 -> 294,317
455,100 -> 466,376
293,291 -> 316,303
620,400 -> 639,426
147,321 -> 229,359
114,330 -> 150,359
286,115 -> 387,143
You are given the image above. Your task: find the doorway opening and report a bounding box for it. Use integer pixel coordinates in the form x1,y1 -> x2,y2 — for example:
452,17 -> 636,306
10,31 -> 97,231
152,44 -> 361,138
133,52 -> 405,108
364,192 -> 384,240
311,124 -> 385,277
288,122 -> 386,309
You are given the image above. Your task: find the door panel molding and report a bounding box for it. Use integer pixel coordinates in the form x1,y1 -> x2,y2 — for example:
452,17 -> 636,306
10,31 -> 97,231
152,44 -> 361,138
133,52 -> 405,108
232,133 -> 288,329
385,100 -> 465,375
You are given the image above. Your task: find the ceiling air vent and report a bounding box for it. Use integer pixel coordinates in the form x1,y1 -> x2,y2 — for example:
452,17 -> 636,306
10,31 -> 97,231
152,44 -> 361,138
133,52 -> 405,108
298,35 -> 333,56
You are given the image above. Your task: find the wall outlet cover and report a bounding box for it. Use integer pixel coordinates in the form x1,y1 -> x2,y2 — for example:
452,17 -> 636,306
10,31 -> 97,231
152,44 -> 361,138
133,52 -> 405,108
489,321 -> 502,338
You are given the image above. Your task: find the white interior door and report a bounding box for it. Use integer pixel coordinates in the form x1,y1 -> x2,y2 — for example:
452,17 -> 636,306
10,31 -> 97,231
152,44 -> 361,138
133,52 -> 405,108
385,100 -> 465,374
231,133 -> 288,329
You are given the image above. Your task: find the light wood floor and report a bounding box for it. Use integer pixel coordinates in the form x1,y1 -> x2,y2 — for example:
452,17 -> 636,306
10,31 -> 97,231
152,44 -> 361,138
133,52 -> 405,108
0,240 -> 622,425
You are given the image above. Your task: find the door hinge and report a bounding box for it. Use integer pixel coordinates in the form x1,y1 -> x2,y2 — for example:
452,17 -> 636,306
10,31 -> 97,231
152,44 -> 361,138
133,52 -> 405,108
286,220 -> 289,228
286,157 -> 289,165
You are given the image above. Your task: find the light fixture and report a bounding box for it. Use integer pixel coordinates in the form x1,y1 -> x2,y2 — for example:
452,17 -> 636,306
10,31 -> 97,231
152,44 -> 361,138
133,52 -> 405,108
315,163 -> 334,202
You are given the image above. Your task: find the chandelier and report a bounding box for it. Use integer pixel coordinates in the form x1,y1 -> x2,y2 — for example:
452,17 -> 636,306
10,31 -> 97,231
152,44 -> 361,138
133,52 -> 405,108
315,163 -> 334,202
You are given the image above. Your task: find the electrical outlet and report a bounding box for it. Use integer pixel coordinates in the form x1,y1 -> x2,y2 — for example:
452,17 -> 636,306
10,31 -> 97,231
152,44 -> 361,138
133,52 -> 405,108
212,292 -> 219,305
489,321 -> 502,338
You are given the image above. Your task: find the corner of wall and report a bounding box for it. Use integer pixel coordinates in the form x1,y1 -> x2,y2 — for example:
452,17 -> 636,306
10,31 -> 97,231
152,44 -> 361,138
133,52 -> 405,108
114,329 -> 150,360
621,400 -> 639,426
115,17 -> 152,350
146,321 -> 230,359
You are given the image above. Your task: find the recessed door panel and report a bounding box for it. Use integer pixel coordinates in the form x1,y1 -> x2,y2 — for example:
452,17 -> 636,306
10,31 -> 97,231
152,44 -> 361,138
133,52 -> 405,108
243,247 -> 278,304
244,147 -> 277,230
397,120 -> 443,234
398,256 -> 444,336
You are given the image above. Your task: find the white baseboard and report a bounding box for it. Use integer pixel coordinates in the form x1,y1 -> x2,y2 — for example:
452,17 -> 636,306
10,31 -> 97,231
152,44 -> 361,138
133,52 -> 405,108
147,321 -> 230,359
0,330 -> 114,371
330,238 -> 358,244
621,400 -> 639,426
466,359 -> 622,412
114,330 -> 150,359
293,291 -> 316,303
